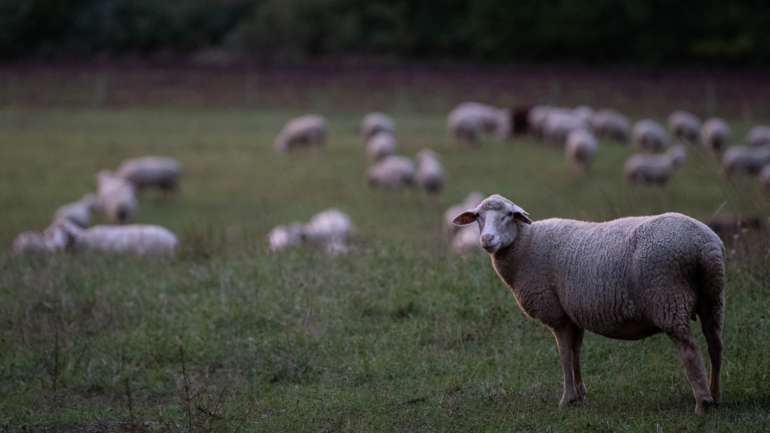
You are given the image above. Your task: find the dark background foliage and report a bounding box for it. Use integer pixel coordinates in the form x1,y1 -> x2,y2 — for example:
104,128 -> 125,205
1,0 -> 769,65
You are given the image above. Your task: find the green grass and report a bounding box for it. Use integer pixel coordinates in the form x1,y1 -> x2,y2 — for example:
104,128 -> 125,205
1,107 -> 769,432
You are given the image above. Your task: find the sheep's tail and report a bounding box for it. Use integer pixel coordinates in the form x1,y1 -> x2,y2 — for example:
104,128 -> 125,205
695,233 -> 725,402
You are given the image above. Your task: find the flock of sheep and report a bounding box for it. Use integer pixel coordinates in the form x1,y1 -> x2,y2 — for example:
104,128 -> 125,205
12,157 -> 181,256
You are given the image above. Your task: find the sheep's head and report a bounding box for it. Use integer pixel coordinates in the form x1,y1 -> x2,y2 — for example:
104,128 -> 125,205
452,194 -> 531,254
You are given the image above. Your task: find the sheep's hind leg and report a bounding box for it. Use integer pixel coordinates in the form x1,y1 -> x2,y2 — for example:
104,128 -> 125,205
572,327 -> 587,400
667,324 -> 715,415
698,306 -> 723,404
552,323 -> 582,407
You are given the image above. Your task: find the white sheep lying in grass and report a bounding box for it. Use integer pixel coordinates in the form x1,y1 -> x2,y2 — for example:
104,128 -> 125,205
53,193 -> 99,227
117,156 -> 182,193
747,125 -> 770,148
701,118 -> 730,154
60,222 -> 179,256
367,155 -> 415,189
415,149 -> 446,194
624,145 -> 686,186
444,191 -> 484,254
267,209 -> 353,255
633,119 -> 670,151
452,194 -> 725,415
274,115 -> 327,152
361,112 -> 395,140
589,109 -> 630,143
565,129 -> 598,173
448,102 -> 509,146
366,132 -> 397,162
11,225 -> 69,255
97,170 -> 138,224
668,110 -> 701,144
721,145 -> 770,176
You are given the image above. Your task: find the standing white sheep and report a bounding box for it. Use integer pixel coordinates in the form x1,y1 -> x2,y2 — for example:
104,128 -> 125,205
59,222 -> 178,256
274,115 -> 327,152
361,112 -> 395,140
97,170 -> 138,224
624,145 -> 686,186
367,155 -> 415,189
565,129 -> 598,173
633,119 -> 671,151
747,125 -> 770,148
117,156 -> 182,193
303,208 -> 354,255
721,145 -> 770,176
448,102 -> 510,146
589,109 -> 630,144
53,193 -> 99,227
701,118 -> 730,154
668,111 -> 701,144
366,132 -> 397,162
415,149 -> 446,194
452,194 -> 724,415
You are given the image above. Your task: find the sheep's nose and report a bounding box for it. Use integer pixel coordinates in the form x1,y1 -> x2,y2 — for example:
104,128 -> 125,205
481,234 -> 495,244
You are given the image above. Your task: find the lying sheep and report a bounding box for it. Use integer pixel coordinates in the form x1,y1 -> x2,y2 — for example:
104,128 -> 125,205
721,145 -> 770,176
448,102 -> 510,146
361,112 -> 395,140
701,118 -> 730,154
415,149 -> 446,194
444,191 -> 485,239
53,193 -> 99,227
268,223 -> 305,253
117,156 -> 182,193
565,129 -> 598,173
633,119 -> 671,151
367,155 -> 415,189
624,145 -> 686,186
747,125 -> 770,148
589,109 -> 630,143
274,115 -> 327,152
59,222 -> 179,256
452,194 -> 724,415
668,111 -> 701,144
366,132 -> 397,162
97,170 -> 138,224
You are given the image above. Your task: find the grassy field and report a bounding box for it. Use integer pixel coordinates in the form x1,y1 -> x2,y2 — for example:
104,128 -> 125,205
1,74 -> 770,432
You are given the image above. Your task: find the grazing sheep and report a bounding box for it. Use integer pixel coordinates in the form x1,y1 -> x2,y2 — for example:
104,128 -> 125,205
721,146 -> 770,176
527,105 -> 553,139
267,223 -> 305,253
760,164 -> 770,192
572,106 -> 594,125
542,110 -> 587,145
747,125 -> 770,148
701,118 -> 731,154
117,156 -> 182,193
11,225 -> 69,255
366,132 -> 397,162
590,109 -> 630,143
452,194 -> 724,415
367,155 -> 415,189
361,112 -> 395,140
668,111 -> 701,144
624,145 -> 686,186
448,102 -> 510,146
59,222 -> 178,256
415,149 -> 446,194
633,119 -> 671,151
274,115 -> 327,152
444,191 -> 485,239
53,193 -> 99,227
565,129 -> 598,172
97,170 -> 138,224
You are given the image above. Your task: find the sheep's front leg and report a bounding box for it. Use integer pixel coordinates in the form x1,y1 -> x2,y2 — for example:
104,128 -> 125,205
572,327 -> 587,401
552,324 -> 581,406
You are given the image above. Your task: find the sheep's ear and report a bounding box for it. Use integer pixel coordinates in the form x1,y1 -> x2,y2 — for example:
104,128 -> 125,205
453,211 -> 478,226
512,205 -> 532,224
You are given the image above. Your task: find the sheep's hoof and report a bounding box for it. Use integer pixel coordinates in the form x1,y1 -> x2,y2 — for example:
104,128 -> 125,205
559,394 -> 582,408
695,398 -> 717,416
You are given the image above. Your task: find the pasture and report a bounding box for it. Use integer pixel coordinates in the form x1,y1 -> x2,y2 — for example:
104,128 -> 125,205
1,65 -> 769,432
